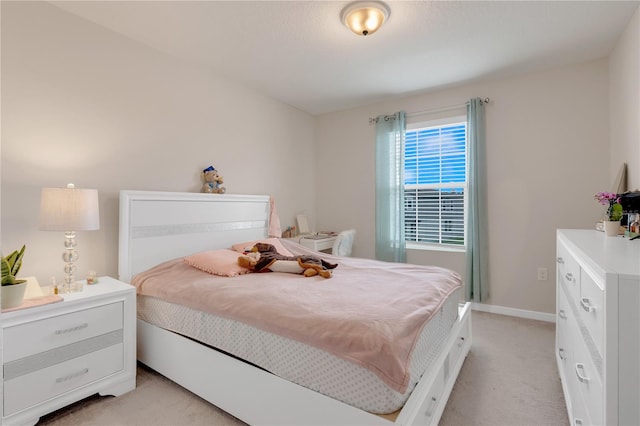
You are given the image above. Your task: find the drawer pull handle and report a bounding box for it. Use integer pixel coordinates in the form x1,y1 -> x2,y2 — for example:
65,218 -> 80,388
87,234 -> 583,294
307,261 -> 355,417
575,419 -> 583,426
580,298 -> 595,313
558,310 -> 567,320
55,368 -> 89,384
558,348 -> 566,360
55,323 -> 89,335
575,363 -> 590,383
556,257 -> 564,264
565,272 -> 574,282
424,396 -> 437,418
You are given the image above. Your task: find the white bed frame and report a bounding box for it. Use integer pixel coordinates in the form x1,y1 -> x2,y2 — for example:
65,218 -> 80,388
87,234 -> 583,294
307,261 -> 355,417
119,190 -> 472,426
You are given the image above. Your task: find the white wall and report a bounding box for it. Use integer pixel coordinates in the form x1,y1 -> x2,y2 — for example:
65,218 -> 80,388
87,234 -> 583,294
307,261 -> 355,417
314,5 -> 639,316
610,7 -> 640,191
3,1 -> 636,317
315,59 -> 610,314
1,2 -> 316,285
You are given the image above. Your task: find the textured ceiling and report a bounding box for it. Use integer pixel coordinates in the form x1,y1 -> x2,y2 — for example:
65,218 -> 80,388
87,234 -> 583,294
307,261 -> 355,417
51,1 -> 639,115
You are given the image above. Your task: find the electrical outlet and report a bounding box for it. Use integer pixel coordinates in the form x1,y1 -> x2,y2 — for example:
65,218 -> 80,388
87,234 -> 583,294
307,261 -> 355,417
537,267 -> 548,281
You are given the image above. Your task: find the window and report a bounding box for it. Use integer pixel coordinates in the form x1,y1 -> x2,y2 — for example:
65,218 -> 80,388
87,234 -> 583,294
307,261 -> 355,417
404,119 -> 467,248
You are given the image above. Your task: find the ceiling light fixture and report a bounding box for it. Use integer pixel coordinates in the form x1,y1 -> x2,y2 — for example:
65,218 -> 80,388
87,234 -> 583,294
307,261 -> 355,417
341,1 -> 390,36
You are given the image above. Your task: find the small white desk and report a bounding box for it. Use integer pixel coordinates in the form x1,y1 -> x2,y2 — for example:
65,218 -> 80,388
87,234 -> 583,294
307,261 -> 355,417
298,235 -> 337,253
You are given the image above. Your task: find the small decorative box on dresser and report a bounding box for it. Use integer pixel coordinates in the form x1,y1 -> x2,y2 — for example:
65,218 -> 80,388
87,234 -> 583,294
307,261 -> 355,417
556,230 -> 640,426
2,277 -> 136,426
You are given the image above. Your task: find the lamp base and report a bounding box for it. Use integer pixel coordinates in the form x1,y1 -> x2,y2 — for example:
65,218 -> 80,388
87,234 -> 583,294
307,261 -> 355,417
60,231 -> 83,293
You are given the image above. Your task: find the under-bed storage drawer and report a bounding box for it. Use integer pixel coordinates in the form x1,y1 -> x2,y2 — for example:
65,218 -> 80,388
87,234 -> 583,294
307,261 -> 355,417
448,318 -> 469,371
412,363 -> 445,426
4,302 -> 123,362
4,343 -> 124,416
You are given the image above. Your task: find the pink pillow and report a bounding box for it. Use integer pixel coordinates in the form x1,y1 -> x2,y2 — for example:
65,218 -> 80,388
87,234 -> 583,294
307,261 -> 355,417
184,249 -> 251,277
231,237 -> 293,257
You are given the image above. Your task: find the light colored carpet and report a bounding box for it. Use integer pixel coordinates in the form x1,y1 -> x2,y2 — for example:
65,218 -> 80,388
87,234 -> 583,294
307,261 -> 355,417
438,311 -> 568,426
38,311 -> 569,426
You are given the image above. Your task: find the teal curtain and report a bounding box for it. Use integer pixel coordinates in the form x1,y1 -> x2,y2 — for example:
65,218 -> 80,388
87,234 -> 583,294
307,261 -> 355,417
465,98 -> 489,302
375,111 -> 406,263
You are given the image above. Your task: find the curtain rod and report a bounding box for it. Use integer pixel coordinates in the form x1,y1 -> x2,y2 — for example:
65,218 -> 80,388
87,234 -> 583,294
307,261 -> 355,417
369,97 -> 490,124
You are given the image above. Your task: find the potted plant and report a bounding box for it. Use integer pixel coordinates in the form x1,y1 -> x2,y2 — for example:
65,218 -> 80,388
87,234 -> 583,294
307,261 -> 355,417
1,245 -> 28,309
594,192 -> 623,236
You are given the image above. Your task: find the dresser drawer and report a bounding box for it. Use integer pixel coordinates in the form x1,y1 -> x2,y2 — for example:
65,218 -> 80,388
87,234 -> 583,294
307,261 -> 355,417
570,389 -> 592,426
3,343 -> 124,416
572,332 -> 603,425
556,288 -> 574,375
557,242 -> 580,300
559,292 -> 585,411
4,302 -> 123,362
579,270 -> 604,357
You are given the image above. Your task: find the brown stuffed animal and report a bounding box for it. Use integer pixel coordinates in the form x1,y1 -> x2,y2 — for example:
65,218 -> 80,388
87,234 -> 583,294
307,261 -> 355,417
237,243 -> 337,278
201,165 -> 226,194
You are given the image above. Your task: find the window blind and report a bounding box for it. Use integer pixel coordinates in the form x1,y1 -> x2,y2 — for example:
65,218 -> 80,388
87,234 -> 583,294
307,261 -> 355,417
404,123 -> 467,246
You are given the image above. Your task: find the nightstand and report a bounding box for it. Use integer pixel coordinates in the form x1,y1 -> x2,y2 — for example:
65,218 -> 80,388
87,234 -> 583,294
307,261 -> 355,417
1,276 -> 136,426
298,235 -> 337,253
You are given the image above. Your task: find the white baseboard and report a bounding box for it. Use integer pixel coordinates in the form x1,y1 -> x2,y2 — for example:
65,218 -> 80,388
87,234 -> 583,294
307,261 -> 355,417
471,302 -> 555,323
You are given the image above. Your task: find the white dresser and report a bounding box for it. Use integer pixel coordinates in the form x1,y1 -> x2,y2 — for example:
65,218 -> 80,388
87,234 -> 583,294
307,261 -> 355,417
2,277 -> 136,426
556,229 -> 640,426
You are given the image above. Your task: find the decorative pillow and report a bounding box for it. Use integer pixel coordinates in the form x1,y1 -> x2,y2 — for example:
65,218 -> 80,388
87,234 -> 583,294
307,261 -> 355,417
184,249 -> 251,277
231,237 -> 293,257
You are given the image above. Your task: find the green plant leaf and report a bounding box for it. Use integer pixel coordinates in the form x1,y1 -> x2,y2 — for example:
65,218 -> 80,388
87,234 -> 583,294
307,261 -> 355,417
611,203 -> 623,221
11,245 -> 26,276
1,245 -> 26,286
1,276 -> 16,286
1,257 -> 11,281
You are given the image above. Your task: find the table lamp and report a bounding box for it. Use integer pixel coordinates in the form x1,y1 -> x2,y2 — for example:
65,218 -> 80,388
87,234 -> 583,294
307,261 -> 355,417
39,183 -> 100,292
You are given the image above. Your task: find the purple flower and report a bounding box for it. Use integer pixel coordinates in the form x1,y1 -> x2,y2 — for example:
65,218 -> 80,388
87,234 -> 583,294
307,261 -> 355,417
594,192 -> 622,221
594,192 -> 619,205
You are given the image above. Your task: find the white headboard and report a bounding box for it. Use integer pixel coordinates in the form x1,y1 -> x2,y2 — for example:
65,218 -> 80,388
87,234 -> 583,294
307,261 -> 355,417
118,190 -> 270,282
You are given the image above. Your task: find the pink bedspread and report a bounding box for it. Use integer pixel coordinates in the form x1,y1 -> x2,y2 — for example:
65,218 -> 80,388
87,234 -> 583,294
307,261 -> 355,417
132,244 -> 461,393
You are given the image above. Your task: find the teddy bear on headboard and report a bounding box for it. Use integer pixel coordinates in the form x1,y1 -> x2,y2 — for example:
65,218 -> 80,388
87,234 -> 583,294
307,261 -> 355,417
201,165 -> 226,194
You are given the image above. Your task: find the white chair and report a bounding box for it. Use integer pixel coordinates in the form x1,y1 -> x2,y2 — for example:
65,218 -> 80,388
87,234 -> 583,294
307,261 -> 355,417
332,229 -> 356,257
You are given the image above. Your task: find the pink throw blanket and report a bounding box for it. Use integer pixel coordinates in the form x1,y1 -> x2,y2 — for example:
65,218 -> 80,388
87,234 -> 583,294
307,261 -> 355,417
132,249 -> 461,393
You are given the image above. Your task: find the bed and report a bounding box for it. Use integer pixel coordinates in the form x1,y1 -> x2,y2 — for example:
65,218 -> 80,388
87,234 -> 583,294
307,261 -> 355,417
118,190 -> 472,425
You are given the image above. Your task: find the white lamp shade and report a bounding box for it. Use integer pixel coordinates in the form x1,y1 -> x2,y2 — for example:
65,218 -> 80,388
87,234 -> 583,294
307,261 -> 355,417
39,187 -> 100,231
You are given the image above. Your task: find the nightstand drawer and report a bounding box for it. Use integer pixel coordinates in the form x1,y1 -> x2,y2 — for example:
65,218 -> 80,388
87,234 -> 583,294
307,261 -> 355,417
4,302 -> 123,362
4,342 -> 124,416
